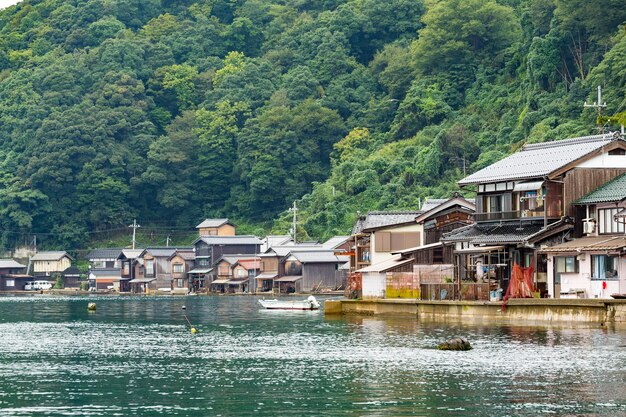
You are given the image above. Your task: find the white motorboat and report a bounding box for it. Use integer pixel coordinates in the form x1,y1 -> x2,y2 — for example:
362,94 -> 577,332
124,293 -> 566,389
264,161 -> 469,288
258,295 -> 320,310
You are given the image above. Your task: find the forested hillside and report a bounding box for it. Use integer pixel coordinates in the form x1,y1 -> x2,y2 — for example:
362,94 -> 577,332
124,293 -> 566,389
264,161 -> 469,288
0,0 -> 624,249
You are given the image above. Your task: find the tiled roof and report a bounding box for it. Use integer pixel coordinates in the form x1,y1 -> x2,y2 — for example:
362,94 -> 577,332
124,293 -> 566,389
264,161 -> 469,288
118,249 -> 144,260
196,218 -> 232,228
0,259 -> 26,269
574,173 -> 626,204
352,211 -> 421,235
290,251 -> 342,263
415,195 -> 476,224
420,199 -> 448,212
321,236 -> 350,249
143,247 -> 193,258
540,236 -> 626,253
86,248 -> 123,259
459,132 -> 623,185
31,251 -> 72,261
441,222 -> 547,245
194,236 -> 262,245
171,250 -> 195,261
216,254 -> 256,264
266,245 -> 327,257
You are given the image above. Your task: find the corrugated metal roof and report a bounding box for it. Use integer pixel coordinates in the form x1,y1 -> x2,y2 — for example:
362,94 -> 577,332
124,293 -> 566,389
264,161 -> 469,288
86,248 -> 123,260
352,211 -> 422,235
274,275 -> 303,282
195,236 -> 262,245
196,218 -> 232,228
574,173 -> 626,204
356,256 -> 413,273
255,273 -> 278,279
321,236 -> 350,249
0,259 -> 26,269
459,132 -> 622,185
31,251 -> 72,261
290,251 -> 341,263
540,236 -> 626,252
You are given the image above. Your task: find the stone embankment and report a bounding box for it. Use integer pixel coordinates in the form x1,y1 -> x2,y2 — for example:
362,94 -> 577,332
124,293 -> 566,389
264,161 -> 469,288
325,298 -> 626,324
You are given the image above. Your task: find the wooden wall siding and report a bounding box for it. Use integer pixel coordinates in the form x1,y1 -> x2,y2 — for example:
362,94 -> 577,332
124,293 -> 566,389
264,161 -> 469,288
425,222 -> 471,245
233,265 -> 247,279
375,232 -> 420,252
217,261 -> 231,277
199,224 -> 236,236
33,258 -> 71,273
284,260 -> 302,276
386,262 -> 414,273
563,168 -> 626,216
302,263 -> 340,291
261,257 -> 278,272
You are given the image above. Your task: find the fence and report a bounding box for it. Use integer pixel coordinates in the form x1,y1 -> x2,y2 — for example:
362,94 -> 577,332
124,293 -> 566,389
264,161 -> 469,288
385,265 -> 490,301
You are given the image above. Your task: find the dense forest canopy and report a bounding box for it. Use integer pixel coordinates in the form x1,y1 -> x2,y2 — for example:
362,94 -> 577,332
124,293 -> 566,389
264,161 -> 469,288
0,0 -> 624,249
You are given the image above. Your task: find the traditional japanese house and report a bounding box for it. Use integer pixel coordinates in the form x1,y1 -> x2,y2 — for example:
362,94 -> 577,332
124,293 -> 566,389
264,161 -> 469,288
350,211 -> 423,272
86,248 -> 123,269
276,250 -> 348,293
196,218 -> 236,237
168,249 -> 195,291
260,235 -> 293,253
229,258 -> 261,293
321,236 -> 351,253
137,247 -> 193,292
118,248 -> 144,293
542,173 -> 626,298
30,251 -> 73,280
89,268 -> 122,291
0,259 -> 29,291
62,266 -> 81,289
257,244 -> 327,292
210,254 -> 255,293
415,194 -> 475,245
443,131 -> 626,296
85,248 -> 122,290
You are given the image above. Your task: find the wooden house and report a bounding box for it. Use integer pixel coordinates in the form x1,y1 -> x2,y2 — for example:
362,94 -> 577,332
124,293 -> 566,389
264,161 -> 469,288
276,250 -> 347,293
136,247 -> 193,292
0,259 -> 29,291
86,248 -> 123,269
168,249 -> 195,291
30,251 -> 73,279
542,173 -> 626,298
118,249 -> 144,293
191,236 -> 262,291
415,194 -> 475,245
210,254 -> 253,293
85,248 -> 122,290
89,268 -> 122,291
62,266 -> 81,289
196,218 -> 236,237
443,131 -> 626,297
257,244 -> 326,292
350,211 -> 423,273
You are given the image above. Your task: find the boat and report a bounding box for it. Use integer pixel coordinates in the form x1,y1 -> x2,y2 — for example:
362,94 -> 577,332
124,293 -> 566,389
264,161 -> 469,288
258,295 -> 320,310
610,294 -> 626,299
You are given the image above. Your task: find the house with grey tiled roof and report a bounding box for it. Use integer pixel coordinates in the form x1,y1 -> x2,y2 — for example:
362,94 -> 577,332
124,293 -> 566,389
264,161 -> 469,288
196,218 -> 236,237
444,131 -> 626,298
350,210 -> 424,273
30,251 -> 73,279
276,250 -> 348,293
134,247 -> 193,292
539,172 -> 626,299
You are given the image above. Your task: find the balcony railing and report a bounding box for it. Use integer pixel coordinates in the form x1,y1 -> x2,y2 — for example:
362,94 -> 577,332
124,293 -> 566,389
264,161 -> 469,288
475,209 -> 563,222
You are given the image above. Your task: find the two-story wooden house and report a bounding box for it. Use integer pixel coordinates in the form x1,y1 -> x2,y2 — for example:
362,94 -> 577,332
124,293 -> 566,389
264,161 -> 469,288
86,248 -> 123,291
168,248 -> 195,291
196,218 -> 236,237
0,259 -> 29,290
542,172 -> 626,298
136,247 -> 193,292
118,249 -> 144,292
276,250 -> 348,293
443,132 -> 626,296
30,251 -> 73,280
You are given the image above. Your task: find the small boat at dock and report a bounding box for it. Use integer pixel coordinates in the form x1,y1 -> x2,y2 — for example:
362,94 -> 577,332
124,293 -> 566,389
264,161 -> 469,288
258,295 -> 320,310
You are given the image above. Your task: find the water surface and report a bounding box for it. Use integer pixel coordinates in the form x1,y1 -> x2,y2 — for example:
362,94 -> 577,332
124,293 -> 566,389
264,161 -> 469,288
0,295 -> 625,416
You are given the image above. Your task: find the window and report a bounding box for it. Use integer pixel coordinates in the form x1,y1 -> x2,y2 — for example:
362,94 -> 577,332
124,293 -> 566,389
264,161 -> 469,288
598,208 -> 625,234
6,279 -> 14,287
198,259 -> 209,267
555,256 -> 578,273
483,195 -> 503,213
237,269 -> 244,278
173,264 -> 184,273
145,260 -> 154,276
592,255 -> 618,280
93,260 -> 106,269
176,279 -> 184,288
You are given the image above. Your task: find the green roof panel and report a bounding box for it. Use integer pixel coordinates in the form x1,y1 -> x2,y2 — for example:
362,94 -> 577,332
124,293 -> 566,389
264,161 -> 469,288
574,173 -> 626,205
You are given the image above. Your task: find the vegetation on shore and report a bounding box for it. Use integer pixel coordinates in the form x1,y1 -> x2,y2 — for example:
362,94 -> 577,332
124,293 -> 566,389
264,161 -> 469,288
0,0 -> 623,249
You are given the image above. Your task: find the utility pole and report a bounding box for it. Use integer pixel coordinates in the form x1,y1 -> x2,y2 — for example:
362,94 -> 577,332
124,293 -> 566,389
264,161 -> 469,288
128,219 -> 140,250
584,86 -> 607,133
166,235 -> 171,247
289,201 -> 298,244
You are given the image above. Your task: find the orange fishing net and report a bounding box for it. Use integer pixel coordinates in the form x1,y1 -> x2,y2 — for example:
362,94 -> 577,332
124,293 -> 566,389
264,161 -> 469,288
502,262 -> 535,309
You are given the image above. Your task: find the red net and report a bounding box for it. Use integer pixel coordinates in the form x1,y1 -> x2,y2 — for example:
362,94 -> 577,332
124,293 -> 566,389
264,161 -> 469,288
502,262 -> 535,309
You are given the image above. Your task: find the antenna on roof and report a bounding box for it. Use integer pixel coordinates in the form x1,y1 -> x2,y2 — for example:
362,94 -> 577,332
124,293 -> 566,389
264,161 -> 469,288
584,86 -> 607,133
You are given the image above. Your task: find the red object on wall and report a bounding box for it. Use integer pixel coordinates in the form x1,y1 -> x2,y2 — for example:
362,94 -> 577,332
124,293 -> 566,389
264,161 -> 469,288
603,281 -> 607,290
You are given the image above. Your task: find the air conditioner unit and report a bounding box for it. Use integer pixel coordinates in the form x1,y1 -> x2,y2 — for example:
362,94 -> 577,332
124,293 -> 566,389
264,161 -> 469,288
583,220 -> 596,235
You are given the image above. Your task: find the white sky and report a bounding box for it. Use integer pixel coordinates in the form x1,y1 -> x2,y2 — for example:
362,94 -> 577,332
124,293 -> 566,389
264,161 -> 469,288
0,0 -> 22,10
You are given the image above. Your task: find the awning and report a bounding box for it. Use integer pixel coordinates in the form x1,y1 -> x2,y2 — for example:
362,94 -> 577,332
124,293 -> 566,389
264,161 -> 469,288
513,180 -> 543,192
274,275 -> 303,282
211,279 -> 229,284
540,236 -> 626,253
189,267 -> 213,274
454,246 -> 506,254
356,256 -> 413,273
128,278 -> 156,283
227,280 -> 248,285
255,273 -> 278,280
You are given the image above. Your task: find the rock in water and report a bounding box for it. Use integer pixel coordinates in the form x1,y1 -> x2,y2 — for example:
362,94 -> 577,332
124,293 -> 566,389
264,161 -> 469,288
437,337 -> 472,351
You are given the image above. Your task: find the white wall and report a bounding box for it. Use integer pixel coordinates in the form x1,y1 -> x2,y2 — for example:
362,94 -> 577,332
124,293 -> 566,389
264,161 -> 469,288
362,272 -> 386,298
576,153 -> 626,169
370,223 -> 424,265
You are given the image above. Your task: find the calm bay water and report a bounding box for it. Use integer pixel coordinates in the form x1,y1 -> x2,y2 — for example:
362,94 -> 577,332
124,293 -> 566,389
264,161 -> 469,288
0,295 -> 625,416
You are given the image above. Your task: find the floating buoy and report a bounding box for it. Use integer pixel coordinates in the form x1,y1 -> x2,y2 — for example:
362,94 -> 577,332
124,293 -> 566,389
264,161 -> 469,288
87,302 -> 97,311
181,305 -> 186,310
190,327 -> 197,334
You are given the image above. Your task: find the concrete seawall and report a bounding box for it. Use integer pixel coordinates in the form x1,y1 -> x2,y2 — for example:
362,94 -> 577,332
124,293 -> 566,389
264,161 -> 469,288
325,298 -> 626,324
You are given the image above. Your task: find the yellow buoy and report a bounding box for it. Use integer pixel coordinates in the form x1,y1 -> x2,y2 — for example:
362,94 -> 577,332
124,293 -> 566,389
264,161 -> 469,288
87,302 -> 96,311
190,327 -> 198,334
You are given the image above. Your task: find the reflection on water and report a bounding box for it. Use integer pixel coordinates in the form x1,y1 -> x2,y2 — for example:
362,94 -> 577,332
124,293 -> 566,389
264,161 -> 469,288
0,295 -> 625,416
